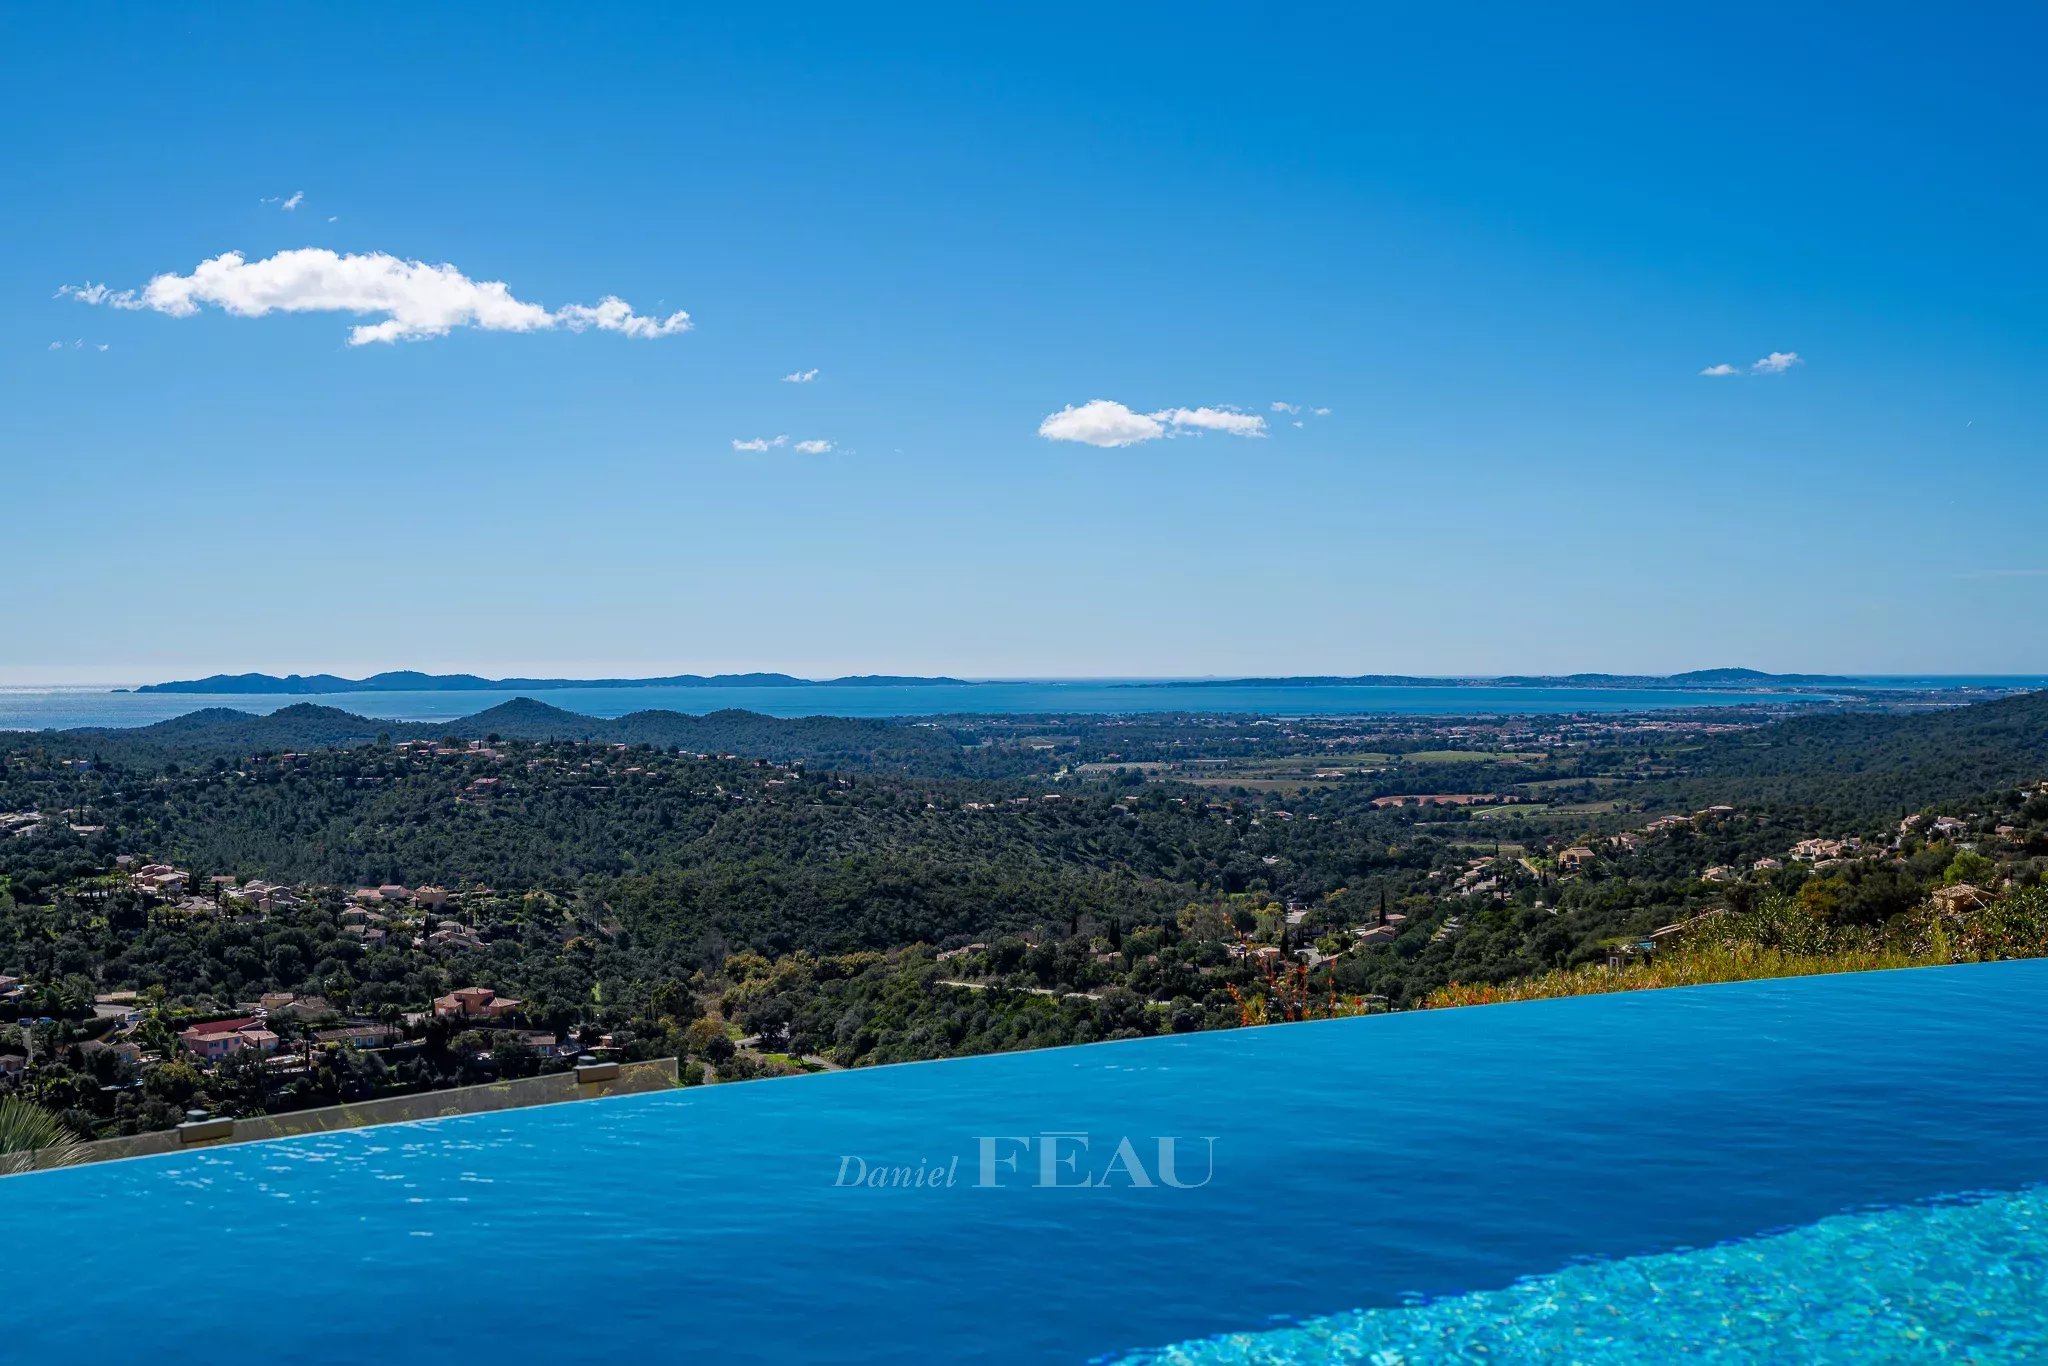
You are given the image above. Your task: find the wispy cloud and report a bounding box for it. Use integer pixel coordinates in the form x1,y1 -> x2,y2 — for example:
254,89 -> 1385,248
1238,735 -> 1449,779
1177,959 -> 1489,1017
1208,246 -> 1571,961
1152,406 -> 1267,437
781,368 -> 818,383
1271,401 -> 1301,414
793,439 -> 834,454
61,248 -> 692,346
1037,399 -> 1268,448
1701,351 -> 1803,377
261,191 -> 305,211
732,435 -> 788,452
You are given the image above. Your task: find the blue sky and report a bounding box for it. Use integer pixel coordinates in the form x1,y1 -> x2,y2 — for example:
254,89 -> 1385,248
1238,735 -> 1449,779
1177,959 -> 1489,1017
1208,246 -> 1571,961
5,4 -> 2045,683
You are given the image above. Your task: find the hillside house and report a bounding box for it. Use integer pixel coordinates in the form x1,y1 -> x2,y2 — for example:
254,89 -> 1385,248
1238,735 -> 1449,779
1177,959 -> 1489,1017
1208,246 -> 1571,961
178,1018 -> 281,1063
433,986 -> 523,1020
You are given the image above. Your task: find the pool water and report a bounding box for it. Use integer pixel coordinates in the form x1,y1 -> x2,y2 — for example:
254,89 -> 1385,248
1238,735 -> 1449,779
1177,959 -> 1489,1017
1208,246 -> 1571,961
7,961 -> 2047,1363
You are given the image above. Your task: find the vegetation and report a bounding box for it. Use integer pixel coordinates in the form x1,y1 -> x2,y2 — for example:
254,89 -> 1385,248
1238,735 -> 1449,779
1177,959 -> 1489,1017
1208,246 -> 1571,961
2,691 -> 2044,1143
1425,886 -> 2048,1008
0,1097 -> 82,1174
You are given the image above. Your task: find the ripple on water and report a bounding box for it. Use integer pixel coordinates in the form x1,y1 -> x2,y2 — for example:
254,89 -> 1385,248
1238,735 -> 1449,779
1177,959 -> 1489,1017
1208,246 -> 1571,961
1118,1186 -> 2048,1364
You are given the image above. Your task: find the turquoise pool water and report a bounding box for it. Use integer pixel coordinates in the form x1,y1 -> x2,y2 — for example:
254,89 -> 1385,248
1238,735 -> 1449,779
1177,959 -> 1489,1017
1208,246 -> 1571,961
7,962 -> 2047,1362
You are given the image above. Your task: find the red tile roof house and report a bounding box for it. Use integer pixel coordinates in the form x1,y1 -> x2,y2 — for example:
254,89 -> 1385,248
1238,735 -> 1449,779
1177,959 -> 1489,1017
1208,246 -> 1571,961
432,987 -> 523,1020
178,1017 -> 282,1063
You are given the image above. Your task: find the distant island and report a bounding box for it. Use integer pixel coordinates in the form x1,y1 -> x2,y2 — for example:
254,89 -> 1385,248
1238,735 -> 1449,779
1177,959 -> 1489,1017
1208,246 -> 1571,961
125,670 -> 971,694
122,666 -> 1875,696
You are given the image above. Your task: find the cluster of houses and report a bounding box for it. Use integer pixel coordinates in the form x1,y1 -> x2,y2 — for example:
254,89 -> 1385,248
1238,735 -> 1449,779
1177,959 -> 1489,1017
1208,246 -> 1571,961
129,862 -> 190,897
1558,810 -> 1742,881
352,883 -> 450,909
115,862 -> 310,918
1570,787 -> 2042,902
140,985 -> 549,1070
103,861 -> 497,956
1446,856 -> 1506,895
0,807 -> 105,838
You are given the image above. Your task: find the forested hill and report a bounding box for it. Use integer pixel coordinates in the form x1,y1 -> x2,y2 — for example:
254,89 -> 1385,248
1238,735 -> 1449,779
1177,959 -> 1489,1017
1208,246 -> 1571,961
1664,688 -> 2048,819
13,688 -> 2046,810
128,670 -> 968,693
2,700 -> 978,773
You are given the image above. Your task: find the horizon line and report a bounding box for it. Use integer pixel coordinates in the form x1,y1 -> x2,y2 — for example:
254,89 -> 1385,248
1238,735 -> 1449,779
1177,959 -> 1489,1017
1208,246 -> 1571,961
7,668 -> 2048,693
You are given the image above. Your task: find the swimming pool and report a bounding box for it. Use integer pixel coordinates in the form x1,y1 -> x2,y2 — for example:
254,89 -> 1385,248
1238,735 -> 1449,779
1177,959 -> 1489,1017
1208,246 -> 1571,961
8,961 -> 2046,1362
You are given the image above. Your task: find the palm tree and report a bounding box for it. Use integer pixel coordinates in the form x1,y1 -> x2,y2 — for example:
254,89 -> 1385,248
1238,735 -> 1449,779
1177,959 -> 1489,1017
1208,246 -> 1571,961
0,1097 -> 83,1175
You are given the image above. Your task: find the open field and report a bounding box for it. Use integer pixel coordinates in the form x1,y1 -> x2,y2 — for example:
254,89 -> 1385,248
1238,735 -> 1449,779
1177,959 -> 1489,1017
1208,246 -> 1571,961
1184,776 -> 1348,793
1401,750 -> 1545,764
1515,775 -> 1628,792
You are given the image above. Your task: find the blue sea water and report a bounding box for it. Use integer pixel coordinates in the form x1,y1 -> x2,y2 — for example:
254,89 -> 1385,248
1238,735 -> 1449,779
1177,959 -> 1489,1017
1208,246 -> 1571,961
0,680 -> 1904,729
6,961 -> 2048,1362
5,676 -> 2041,730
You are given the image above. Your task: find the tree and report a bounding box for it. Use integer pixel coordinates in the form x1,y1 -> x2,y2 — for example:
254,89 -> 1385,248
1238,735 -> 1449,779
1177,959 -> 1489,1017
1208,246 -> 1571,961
742,996 -> 794,1047
683,1018 -> 735,1064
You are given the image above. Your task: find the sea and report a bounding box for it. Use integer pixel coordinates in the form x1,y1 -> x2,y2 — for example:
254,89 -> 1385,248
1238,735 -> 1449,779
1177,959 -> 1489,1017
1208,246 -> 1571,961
0,676 -> 2041,730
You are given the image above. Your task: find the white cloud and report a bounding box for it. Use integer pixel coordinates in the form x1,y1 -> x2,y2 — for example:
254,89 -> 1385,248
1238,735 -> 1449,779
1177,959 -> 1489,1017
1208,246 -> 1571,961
1313,407 -> 1330,416
1037,400 -> 1168,447
1271,401 -> 1301,414
782,368 -> 818,383
61,248 -> 692,346
793,439 -> 834,454
1037,399 -> 1268,447
282,191 -> 304,211
46,341 -> 61,350
732,435 -> 788,451
97,343 -> 109,352
1699,363 -> 1740,377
